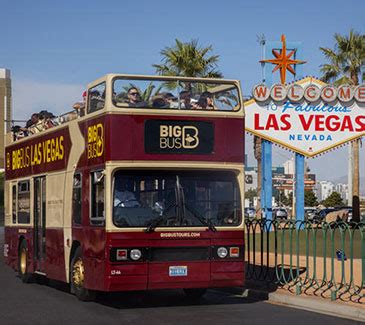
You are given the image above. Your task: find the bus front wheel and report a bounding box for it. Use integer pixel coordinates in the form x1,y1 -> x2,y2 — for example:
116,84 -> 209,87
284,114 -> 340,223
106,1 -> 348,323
18,240 -> 33,283
70,247 -> 96,301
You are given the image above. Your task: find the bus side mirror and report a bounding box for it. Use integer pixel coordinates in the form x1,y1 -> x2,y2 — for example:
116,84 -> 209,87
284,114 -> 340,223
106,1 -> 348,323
93,170 -> 105,184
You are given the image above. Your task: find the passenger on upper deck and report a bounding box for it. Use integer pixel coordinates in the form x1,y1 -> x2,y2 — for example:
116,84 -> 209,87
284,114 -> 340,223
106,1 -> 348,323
151,95 -> 168,108
26,113 -> 39,129
152,92 -> 180,109
126,87 -> 147,108
163,93 -> 179,108
196,91 -> 215,110
179,91 -> 193,109
72,91 -> 86,117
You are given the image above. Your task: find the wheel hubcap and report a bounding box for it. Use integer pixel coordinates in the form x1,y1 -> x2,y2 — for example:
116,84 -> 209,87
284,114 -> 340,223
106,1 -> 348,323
20,248 -> 27,275
72,258 -> 85,288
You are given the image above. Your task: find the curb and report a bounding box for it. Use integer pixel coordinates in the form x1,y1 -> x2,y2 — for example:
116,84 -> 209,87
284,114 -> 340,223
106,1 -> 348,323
266,291 -> 365,322
214,287 -> 365,322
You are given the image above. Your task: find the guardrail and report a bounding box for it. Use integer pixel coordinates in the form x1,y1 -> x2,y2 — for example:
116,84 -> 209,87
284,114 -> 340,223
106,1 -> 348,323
245,219 -> 364,303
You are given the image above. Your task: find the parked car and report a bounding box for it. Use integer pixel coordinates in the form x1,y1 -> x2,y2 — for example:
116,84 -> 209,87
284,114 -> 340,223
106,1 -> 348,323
304,207 -> 317,221
244,207 -> 256,219
312,207 -> 339,222
312,208 -> 331,222
273,208 -> 288,219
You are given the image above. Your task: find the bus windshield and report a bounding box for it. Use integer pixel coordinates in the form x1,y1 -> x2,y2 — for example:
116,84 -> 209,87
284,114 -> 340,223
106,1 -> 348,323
112,77 -> 241,111
113,170 -> 241,228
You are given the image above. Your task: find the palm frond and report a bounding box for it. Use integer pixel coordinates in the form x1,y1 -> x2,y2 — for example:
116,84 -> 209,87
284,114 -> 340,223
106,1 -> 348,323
319,30 -> 365,86
152,39 -> 223,78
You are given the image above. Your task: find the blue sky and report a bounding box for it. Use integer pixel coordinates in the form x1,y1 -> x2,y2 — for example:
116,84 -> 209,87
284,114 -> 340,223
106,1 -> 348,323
0,0 -> 364,187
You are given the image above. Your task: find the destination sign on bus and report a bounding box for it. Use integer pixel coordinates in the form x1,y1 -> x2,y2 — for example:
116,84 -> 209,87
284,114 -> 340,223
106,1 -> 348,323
144,120 -> 214,154
5,128 -> 71,179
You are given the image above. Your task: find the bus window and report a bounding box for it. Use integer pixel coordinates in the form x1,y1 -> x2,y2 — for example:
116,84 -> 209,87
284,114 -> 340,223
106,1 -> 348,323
72,173 -> 82,225
90,171 -> 105,226
18,181 -> 30,224
112,77 -> 241,111
88,82 -> 106,114
12,185 -> 17,224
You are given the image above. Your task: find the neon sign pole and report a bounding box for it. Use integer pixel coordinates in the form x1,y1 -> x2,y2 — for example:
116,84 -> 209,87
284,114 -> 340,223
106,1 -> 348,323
260,35 -> 305,224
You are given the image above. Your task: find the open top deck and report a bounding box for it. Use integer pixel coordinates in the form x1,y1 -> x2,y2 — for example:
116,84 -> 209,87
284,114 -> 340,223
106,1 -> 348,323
5,74 -> 245,180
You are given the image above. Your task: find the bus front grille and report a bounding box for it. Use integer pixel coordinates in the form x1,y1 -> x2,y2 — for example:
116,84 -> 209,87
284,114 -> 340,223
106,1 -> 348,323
149,247 -> 210,262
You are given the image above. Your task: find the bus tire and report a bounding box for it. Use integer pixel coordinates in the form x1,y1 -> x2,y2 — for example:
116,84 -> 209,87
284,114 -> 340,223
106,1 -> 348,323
70,247 -> 96,301
18,240 -> 33,283
183,288 -> 207,299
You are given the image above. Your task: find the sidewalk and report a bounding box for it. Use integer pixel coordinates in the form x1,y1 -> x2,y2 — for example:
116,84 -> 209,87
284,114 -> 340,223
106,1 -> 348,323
216,286 -> 365,322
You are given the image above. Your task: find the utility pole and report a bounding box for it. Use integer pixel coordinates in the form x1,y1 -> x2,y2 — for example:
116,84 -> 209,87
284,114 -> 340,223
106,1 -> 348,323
254,34 -> 266,218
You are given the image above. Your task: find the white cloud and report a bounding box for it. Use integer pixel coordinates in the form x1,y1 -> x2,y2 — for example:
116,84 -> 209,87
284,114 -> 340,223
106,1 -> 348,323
11,79 -> 84,122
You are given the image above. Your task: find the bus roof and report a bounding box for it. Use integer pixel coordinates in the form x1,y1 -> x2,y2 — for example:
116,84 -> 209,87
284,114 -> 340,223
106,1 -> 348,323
87,74 -> 241,89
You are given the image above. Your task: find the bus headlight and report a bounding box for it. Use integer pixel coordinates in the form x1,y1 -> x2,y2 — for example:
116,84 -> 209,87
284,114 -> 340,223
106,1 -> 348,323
130,249 -> 142,261
217,247 -> 228,258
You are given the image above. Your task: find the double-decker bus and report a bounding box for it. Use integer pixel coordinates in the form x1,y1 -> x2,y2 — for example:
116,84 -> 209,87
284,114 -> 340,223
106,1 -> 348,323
4,74 -> 245,300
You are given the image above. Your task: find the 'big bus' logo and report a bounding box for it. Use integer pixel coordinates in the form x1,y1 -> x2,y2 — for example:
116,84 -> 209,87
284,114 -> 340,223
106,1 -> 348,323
159,125 -> 199,149
87,123 -> 104,159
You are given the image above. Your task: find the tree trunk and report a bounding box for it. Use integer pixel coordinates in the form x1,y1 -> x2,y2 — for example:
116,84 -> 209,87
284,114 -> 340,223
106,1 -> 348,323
352,139 -> 360,222
351,71 -> 360,222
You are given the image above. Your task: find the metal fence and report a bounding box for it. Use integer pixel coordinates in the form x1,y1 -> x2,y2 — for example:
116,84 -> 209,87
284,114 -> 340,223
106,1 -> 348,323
245,219 -> 364,303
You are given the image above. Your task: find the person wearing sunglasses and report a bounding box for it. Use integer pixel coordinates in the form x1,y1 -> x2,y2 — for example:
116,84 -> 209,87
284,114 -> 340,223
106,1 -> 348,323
127,87 -> 147,108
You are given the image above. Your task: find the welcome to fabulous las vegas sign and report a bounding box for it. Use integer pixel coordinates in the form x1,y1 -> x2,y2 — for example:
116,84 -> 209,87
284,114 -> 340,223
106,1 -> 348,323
245,77 -> 365,157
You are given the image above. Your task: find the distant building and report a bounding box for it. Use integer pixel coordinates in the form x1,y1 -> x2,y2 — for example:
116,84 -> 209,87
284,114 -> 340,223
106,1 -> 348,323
245,159 -> 316,204
283,159 -> 295,175
335,183 -> 349,202
317,181 -> 335,201
0,68 -> 12,169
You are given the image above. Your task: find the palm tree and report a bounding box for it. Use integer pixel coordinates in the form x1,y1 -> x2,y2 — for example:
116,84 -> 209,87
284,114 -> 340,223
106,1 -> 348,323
320,30 -> 365,85
320,30 -> 365,222
153,39 -> 223,90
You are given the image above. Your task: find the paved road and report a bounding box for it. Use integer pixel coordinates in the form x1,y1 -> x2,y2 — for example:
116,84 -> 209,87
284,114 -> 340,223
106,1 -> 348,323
0,228 -> 357,325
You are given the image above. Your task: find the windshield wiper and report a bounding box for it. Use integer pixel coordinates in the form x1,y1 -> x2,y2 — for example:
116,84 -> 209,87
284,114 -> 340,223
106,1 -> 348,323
145,215 -> 164,233
184,204 -> 217,232
145,202 -> 178,233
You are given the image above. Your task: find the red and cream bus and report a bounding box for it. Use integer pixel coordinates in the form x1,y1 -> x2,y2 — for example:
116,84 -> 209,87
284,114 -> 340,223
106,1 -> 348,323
4,74 -> 245,300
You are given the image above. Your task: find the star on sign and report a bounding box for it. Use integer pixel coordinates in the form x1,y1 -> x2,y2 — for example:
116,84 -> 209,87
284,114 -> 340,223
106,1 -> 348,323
260,34 -> 306,84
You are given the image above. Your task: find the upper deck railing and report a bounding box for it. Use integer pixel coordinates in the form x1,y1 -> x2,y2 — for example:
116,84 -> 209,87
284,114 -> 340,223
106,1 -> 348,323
10,74 -> 244,143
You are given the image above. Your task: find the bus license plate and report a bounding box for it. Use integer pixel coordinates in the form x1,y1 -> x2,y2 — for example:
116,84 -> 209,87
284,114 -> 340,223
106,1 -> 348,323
169,266 -> 188,277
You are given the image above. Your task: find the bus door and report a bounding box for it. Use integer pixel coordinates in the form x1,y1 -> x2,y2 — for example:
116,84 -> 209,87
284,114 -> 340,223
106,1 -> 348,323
34,177 -> 46,272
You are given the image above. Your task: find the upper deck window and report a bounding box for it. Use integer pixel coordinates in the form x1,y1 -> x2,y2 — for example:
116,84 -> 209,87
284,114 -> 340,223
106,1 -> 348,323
88,82 -> 106,114
112,78 -> 241,112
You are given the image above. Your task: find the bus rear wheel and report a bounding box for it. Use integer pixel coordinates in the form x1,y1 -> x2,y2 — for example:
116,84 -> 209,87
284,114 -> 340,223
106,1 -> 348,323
183,288 -> 207,299
18,240 -> 33,283
70,247 -> 96,301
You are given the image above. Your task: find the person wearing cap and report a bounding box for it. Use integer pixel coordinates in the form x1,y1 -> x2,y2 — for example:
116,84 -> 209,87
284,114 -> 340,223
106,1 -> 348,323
72,90 -> 87,117
163,92 -> 179,108
151,95 -> 168,108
